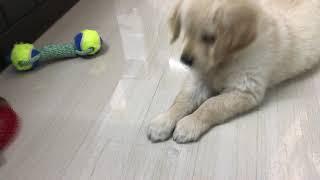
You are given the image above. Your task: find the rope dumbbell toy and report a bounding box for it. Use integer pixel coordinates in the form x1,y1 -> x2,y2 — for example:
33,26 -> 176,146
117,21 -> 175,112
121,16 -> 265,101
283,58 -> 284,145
8,29 -> 102,71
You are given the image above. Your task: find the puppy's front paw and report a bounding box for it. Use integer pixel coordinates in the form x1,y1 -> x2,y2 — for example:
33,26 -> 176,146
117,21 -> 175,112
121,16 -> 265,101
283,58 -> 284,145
147,114 -> 175,142
173,116 -> 205,144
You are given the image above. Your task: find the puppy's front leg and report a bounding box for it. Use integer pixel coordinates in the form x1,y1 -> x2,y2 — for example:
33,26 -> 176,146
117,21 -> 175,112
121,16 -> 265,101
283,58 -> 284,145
173,90 -> 264,143
147,76 -> 210,142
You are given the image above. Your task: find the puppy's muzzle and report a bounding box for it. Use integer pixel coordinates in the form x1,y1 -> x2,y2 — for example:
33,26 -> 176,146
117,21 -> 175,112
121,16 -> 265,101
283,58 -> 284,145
180,54 -> 194,66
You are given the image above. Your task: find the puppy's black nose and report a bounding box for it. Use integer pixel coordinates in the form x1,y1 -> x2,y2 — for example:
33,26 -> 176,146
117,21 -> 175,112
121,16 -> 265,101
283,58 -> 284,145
180,54 -> 193,66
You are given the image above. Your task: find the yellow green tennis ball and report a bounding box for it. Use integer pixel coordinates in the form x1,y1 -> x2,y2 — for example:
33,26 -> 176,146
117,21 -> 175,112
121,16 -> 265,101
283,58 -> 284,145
74,29 -> 102,55
10,43 -> 39,71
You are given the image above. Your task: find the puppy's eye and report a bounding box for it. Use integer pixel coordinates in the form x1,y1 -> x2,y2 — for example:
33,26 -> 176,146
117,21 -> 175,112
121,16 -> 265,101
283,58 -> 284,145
201,34 -> 216,44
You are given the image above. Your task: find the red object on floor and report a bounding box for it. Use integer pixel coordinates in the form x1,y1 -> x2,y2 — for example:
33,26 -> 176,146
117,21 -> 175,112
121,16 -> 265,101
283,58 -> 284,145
0,98 -> 19,150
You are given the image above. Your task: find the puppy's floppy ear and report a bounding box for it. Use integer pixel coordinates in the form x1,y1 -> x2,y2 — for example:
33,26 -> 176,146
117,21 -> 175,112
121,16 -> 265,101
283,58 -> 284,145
169,0 -> 182,43
215,2 -> 258,59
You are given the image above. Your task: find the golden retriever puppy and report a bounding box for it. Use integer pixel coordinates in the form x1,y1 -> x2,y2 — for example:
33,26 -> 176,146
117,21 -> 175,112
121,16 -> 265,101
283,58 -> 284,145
147,0 -> 320,143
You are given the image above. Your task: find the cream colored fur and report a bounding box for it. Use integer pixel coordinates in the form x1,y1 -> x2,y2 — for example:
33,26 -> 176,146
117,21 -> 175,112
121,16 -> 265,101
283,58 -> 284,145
147,0 -> 320,143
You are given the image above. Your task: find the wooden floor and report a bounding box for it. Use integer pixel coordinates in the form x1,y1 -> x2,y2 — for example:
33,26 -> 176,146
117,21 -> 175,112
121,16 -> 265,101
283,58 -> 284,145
1,0 -> 320,179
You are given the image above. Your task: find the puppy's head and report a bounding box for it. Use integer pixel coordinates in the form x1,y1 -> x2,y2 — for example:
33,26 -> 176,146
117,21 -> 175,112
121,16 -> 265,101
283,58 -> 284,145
170,0 -> 259,73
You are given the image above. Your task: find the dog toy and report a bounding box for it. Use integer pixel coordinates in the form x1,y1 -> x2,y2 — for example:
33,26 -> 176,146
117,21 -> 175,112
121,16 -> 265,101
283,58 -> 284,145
0,97 -> 19,150
8,29 -> 102,71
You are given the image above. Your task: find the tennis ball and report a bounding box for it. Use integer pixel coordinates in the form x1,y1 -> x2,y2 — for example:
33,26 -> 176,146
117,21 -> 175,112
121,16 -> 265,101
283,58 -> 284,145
11,43 -> 39,71
74,29 -> 102,55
